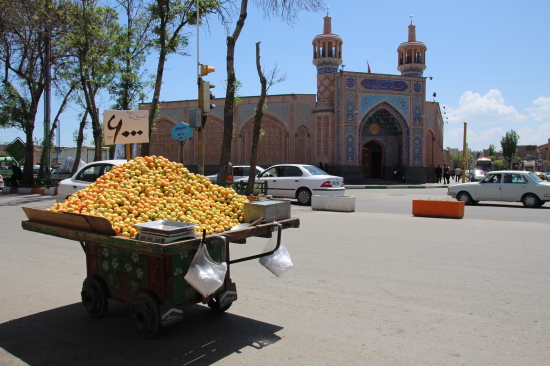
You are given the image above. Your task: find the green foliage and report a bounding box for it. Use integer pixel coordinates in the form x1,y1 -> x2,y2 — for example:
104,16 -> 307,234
488,144 -> 496,156
500,130 -> 520,162
0,82 -> 30,129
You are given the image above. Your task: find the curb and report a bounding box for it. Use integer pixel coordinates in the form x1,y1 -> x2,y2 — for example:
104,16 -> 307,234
1,187 -> 57,195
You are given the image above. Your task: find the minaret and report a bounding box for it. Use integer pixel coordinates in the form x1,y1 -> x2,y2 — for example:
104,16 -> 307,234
312,15 -> 343,108
397,18 -> 427,77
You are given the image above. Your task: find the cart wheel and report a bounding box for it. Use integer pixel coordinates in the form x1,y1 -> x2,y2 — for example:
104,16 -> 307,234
207,298 -> 232,313
131,291 -> 161,338
81,276 -> 109,319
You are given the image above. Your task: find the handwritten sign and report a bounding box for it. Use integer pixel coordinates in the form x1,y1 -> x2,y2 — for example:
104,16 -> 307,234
172,122 -> 193,141
103,110 -> 149,145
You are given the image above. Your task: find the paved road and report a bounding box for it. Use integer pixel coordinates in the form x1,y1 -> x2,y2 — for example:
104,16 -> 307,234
0,194 -> 549,365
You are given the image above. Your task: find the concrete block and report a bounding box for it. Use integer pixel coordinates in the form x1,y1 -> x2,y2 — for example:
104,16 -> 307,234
311,195 -> 356,212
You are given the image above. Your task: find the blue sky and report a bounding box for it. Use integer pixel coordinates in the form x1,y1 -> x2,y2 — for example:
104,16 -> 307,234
3,0 -> 549,152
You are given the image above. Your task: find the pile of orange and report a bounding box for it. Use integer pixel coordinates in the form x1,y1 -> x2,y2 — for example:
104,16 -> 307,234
47,156 -> 248,238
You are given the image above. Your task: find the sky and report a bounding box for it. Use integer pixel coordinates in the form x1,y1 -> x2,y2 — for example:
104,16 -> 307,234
2,0 -> 550,152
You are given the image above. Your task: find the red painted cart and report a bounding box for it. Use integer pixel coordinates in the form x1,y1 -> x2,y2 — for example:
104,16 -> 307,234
21,207 -> 299,337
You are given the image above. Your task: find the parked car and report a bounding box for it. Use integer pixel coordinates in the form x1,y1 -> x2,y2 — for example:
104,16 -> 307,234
56,160 -> 127,203
544,172 -> 550,181
0,174 -> 3,188
205,165 -> 266,182
447,170 -> 550,208
255,164 -> 345,205
469,169 -> 485,182
533,170 -> 545,180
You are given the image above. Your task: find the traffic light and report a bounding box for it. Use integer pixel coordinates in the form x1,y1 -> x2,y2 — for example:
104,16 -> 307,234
199,79 -> 215,114
200,64 -> 215,76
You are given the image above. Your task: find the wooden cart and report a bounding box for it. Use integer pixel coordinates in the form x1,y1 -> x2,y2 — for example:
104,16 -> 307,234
21,207 -> 299,337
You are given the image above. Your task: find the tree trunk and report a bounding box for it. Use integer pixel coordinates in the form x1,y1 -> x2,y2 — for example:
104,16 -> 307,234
218,0 -> 248,183
73,110 -> 89,176
245,42 -> 267,196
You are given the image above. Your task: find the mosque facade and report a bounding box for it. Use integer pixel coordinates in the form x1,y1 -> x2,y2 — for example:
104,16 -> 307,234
145,16 -> 444,184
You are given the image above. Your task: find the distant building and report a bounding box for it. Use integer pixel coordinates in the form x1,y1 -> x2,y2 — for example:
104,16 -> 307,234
143,16 -> 445,183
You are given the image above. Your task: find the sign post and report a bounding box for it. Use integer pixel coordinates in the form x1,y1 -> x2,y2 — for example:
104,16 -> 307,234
172,122 -> 193,164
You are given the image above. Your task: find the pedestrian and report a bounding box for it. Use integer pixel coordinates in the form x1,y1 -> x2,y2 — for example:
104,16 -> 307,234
455,166 -> 462,182
8,165 -> 23,186
443,164 -> 451,184
435,164 -> 442,183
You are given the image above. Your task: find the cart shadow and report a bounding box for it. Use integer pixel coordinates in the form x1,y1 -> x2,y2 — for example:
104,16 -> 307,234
0,301 -> 283,366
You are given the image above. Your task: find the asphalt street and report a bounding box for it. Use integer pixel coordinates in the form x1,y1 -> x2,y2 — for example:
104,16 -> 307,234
0,193 -> 548,366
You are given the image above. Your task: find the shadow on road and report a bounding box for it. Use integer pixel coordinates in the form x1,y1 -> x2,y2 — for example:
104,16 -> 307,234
0,301 -> 283,366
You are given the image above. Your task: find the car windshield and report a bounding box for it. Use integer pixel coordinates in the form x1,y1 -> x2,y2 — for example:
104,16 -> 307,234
303,165 -> 327,175
529,172 -> 543,182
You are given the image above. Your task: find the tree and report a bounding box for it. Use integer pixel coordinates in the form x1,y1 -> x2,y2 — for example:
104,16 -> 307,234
216,0 -> 324,183
0,0 -> 67,181
141,0 -> 225,157
244,41 -> 286,195
501,130 -> 520,169
61,0 -> 122,161
110,0 -> 154,111
488,144 -> 496,157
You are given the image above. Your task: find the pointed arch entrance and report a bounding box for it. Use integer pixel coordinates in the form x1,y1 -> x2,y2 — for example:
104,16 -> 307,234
360,105 -> 408,179
362,140 -> 384,179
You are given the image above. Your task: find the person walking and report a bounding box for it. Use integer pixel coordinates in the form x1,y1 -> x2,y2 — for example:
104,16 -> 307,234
455,166 -> 462,182
435,164 -> 442,183
443,164 -> 451,184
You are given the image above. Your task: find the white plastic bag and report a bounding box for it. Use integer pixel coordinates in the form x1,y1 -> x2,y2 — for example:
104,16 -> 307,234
184,241 -> 227,297
259,235 -> 293,277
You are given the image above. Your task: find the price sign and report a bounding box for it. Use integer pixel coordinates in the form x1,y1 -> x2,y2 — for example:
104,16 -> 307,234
103,110 -> 149,145
172,122 -> 193,141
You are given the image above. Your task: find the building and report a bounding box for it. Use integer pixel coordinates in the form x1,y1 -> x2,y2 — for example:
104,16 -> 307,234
144,16 -> 445,184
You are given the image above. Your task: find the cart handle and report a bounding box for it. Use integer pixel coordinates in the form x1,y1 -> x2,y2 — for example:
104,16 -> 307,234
227,222 -> 282,264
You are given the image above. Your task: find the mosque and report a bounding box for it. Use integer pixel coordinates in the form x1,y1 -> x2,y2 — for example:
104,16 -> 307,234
145,16 -> 445,183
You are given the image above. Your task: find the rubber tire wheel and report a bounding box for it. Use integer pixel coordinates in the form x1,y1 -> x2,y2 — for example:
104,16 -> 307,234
131,292 -> 161,338
81,276 -> 109,319
522,193 -> 541,208
208,298 -> 232,313
296,188 -> 312,205
456,191 -> 474,205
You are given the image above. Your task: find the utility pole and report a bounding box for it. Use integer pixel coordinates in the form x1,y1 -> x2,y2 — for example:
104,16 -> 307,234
43,0 -> 52,178
462,122 -> 467,183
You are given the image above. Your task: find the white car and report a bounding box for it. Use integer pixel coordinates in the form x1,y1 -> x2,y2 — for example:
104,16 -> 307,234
206,165 -> 266,182
447,170 -> 550,208
56,160 -> 127,203
469,169 -> 485,182
256,164 -> 345,205
0,173 -> 3,188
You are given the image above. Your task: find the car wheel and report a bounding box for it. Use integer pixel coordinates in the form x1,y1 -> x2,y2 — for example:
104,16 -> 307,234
522,193 -> 541,208
456,191 -> 474,205
296,188 -> 312,205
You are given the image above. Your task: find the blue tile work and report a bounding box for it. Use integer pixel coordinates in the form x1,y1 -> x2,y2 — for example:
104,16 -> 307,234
346,77 -> 356,89
412,129 -> 423,165
317,67 -> 339,74
296,103 -> 312,126
360,95 -> 409,119
413,98 -> 423,125
159,108 -> 183,122
413,82 -> 422,93
345,133 -> 355,163
360,101 -> 410,165
239,103 -> 289,125
346,94 -> 356,122
360,78 -> 409,92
